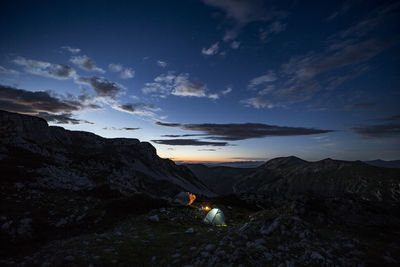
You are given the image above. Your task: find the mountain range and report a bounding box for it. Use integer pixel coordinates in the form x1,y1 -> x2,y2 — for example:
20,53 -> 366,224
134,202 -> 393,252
1,110 -> 400,265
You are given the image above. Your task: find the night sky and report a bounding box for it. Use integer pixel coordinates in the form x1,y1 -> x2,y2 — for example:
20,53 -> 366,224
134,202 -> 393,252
1,0 -> 399,162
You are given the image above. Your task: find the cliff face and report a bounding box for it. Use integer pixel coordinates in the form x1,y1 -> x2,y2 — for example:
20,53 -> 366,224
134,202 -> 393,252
234,156 -> 400,201
0,110 -> 214,197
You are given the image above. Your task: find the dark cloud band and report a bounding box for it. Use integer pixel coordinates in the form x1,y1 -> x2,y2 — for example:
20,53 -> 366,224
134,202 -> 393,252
156,121 -> 334,141
151,139 -> 228,146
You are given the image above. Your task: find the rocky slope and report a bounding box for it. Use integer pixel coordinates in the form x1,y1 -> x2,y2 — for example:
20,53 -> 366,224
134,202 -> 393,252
185,163 -> 255,195
365,159 -> 400,169
234,156 -> 400,201
0,110 -> 213,197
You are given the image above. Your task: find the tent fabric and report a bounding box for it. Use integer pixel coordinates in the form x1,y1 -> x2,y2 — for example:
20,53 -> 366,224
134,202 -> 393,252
173,191 -> 192,206
203,208 -> 226,225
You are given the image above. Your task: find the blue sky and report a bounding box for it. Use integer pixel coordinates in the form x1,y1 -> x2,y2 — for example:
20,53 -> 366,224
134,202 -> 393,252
1,0 -> 399,162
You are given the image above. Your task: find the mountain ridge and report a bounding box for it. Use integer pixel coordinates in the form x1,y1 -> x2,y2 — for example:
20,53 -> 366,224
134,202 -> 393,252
0,110 -> 214,197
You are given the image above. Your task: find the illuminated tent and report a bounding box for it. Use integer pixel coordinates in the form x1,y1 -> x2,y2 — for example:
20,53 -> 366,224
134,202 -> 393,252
203,208 -> 226,225
173,191 -> 196,206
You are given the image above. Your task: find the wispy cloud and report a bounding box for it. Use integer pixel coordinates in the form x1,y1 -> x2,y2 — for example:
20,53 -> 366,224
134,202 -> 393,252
120,68 -> 135,79
0,66 -> 19,75
241,97 -> 274,109
201,42 -> 219,55
102,126 -> 140,131
248,71 -> 277,89
243,2 -> 398,108
70,55 -> 105,73
152,139 -> 229,146
142,71 -> 214,98
230,41 -> 240,49
222,87 -> 232,95
157,60 -> 167,68
13,56 -> 77,80
370,114 -> 400,122
351,123 -> 400,138
326,1 -> 353,21
108,63 -> 134,79
156,121 -> 334,141
202,0 -> 287,41
259,21 -> 287,41
61,46 -> 81,54
113,102 -> 160,119
108,63 -> 123,72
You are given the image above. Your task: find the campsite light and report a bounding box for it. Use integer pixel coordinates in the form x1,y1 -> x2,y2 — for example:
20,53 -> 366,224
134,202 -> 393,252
204,206 -> 211,211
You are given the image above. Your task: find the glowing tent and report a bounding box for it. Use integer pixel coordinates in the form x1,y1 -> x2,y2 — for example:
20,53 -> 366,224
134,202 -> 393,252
173,191 -> 196,206
203,208 -> 226,225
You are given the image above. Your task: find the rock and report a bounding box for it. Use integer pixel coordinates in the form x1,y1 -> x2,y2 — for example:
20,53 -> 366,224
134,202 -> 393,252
185,227 -> 195,233
148,215 -> 160,222
64,256 -> 75,261
17,218 -> 32,238
55,218 -> 68,227
205,244 -> 216,251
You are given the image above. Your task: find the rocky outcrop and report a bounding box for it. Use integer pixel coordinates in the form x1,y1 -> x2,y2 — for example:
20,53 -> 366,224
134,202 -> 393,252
0,110 -> 214,197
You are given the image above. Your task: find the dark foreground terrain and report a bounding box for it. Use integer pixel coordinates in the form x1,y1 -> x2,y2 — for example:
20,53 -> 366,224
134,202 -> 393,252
1,191 -> 400,266
1,110 -> 400,266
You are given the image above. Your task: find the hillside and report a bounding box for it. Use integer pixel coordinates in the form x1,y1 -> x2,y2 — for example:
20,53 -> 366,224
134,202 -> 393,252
0,110 -> 213,198
184,164 -> 255,195
234,156 -> 400,201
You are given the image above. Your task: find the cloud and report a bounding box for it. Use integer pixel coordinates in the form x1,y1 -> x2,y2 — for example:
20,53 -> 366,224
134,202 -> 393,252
142,72 -> 209,98
203,0 -> 287,41
198,149 -> 217,151
208,93 -> 219,100
108,63 -> 123,72
371,114 -> 400,122
241,97 -> 273,109
243,3 -> 398,107
13,56 -> 76,80
156,121 -> 334,141
151,139 -> 229,146
157,60 -> 167,68
258,85 -> 274,95
116,102 -> 158,113
345,102 -> 375,110
259,21 -> 287,41
161,134 -> 205,138
37,112 -> 93,124
222,87 -> 232,95
70,55 -> 105,73
326,2 -> 352,21
77,76 -> 124,99
351,123 -> 400,138
102,126 -> 140,131
173,81 -> 206,97
113,102 -> 159,118
120,68 -> 135,79
248,71 -> 277,89
230,41 -> 240,49
61,46 -> 81,54
202,42 -> 219,55
0,84 -> 93,124
108,63 -> 134,79
0,66 -> 19,75
283,39 -> 389,82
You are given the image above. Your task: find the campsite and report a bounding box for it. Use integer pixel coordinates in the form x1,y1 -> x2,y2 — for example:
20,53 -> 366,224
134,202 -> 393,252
1,0 -> 400,265
5,189 -> 398,266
